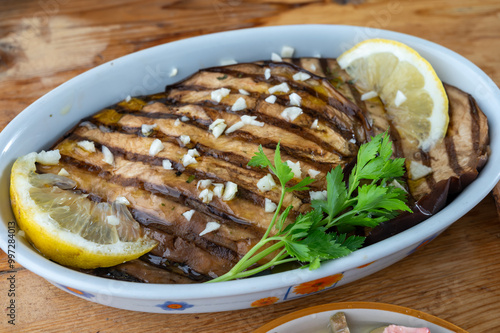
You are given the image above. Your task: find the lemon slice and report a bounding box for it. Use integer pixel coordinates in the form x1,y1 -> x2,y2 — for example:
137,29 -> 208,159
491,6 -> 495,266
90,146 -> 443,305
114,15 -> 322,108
337,38 -> 449,151
10,152 -> 157,269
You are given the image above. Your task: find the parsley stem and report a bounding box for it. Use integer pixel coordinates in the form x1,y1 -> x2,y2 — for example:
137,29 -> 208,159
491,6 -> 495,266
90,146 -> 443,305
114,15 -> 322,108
235,240 -> 284,273
207,241 -> 287,282
327,209 -> 358,228
229,251 -> 295,279
262,185 -> 286,239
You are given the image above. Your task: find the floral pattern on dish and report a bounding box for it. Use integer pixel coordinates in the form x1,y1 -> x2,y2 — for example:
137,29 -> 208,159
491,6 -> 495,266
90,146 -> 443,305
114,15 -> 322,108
59,285 -> 95,299
251,297 -> 280,307
407,234 -> 439,255
283,273 -> 344,301
293,273 -> 343,295
357,261 -> 376,269
156,301 -> 194,311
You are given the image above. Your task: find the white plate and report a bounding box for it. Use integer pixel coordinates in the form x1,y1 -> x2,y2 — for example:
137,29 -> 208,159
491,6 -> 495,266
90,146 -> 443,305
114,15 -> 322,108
254,302 -> 467,333
0,25 -> 499,313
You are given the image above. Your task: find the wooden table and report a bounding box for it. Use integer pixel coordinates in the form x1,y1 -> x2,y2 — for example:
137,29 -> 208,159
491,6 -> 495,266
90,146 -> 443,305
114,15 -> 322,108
1,1 -> 499,332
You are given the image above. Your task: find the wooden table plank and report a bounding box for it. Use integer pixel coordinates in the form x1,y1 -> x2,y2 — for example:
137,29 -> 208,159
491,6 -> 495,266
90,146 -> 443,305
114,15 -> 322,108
1,0 -> 499,332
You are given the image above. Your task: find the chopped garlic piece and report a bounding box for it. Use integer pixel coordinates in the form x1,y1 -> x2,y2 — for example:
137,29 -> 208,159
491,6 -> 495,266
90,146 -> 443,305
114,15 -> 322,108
187,148 -> 200,157
99,125 -> 112,133
289,92 -> 302,107
409,160 -> 433,180
77,140 -> 96,153
209,119 -> 227,138
125,95 -> 132,102
212,183 -> 224,198
225,121 -> 245,134
222,181 -> 238,201
174,119 -> 181,127
349,138 -> 357,144
231,97 -> 247,111
58,168 -> 70,177
101,146 -> 114,165
268,82 -> 290,94
162,159 -> 173,170
265,95 -> 277,104
281,45 -> 295,58
182,154 -> 197,166
211,88 -> 231,103
281,107 -> 303,122
106,215 -> 120,226
390,179 -> 407,193
271,52 -> 282,62
36,150 -> 61,165
182,209 -> 195,221
308,169 -> 320,178
199,188 -> 214,203
293,72 -> 311,81
394,90 -> 407,107
286,160 -> 302,179
179,135 -> 191,145
264,68 -> 271,80
169,67 -> 178,77
241,115 -> 264,126
149,139 -> 164,156
257,174 -> 276,192
79,121 -> 97,130
197,179 -> 213,189
141,123 -> 158,136
361,90 -> 378,101
115,196 -> 130,206
310,190 -> 327,201
181,116 -> 190,122
209,119 -> 225,130
199,221 -> 221,236
311,119 -> 319,129
220,58 -> 237,66
264,198 -> 277,213
212,124 -> 226,138
239,89 -> 250,95
227,115 -> 264,134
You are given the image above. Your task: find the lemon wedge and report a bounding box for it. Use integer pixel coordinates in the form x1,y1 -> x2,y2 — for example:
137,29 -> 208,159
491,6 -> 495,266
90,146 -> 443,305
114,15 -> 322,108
10,152 -> 157,269
337,38 -> 449,151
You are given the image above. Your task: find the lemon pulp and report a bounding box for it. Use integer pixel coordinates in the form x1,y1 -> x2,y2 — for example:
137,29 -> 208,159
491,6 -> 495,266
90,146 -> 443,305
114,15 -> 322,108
337,38 -> 449,151
10,152 -> 157,269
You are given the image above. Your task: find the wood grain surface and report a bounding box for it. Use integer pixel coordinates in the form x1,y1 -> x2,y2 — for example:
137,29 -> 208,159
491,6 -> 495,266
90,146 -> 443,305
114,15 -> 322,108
1,1 -> 499,332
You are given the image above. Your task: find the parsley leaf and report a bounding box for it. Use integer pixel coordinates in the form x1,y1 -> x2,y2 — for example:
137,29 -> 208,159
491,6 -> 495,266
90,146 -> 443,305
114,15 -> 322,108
207,132 -> 410,283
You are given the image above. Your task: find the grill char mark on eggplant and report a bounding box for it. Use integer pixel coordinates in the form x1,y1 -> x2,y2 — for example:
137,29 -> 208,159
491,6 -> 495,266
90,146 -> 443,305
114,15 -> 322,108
42,61 -> 368,281
41,59 -> 488,282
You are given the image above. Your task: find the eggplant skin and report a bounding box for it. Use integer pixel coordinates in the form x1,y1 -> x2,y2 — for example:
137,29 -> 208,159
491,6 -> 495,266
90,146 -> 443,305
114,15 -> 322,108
42,58 -> 489,282
42,60 -> 372,282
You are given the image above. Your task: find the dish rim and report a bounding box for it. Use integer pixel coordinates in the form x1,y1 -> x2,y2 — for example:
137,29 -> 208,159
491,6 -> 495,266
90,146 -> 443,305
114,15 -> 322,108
0,24 -> 499,301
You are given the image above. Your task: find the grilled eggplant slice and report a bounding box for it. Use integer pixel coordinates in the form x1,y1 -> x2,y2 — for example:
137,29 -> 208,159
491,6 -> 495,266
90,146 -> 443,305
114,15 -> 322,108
37,59 -> 488,282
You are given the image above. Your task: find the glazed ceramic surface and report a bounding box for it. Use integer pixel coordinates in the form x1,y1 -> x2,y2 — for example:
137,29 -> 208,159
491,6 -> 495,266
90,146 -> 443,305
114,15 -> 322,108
253,302 -> 467,333
0,25 -> 499,313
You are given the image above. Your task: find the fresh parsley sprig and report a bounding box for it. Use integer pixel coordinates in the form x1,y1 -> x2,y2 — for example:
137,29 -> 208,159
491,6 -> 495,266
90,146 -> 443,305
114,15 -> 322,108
207,132 -> 410,283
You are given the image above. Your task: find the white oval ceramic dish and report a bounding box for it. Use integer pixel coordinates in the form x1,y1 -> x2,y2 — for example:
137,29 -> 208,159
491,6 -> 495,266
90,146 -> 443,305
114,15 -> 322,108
254,302 -> 467,333
0,25 -> 499,313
